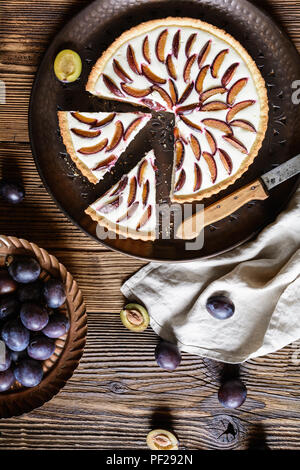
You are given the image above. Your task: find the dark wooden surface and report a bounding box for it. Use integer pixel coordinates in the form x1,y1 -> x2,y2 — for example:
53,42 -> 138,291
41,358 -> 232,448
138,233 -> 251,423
0,0 -> 300,450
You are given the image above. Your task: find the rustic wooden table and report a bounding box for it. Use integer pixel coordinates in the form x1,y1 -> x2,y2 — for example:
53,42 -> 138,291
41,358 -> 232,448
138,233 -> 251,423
0,0 -> 300,450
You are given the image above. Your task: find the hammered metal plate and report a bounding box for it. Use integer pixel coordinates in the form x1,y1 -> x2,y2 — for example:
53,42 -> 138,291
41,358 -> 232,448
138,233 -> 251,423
29,0 -> 300,262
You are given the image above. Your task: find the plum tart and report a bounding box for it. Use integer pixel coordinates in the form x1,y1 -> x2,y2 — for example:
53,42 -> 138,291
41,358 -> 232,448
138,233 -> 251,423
85,150 -> 157,240
58,111 -> 151,184
86,17 -> 268,201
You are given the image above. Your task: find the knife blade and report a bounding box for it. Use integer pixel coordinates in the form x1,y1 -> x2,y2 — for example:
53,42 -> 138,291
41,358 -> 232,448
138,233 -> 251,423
176,155 -> 300,240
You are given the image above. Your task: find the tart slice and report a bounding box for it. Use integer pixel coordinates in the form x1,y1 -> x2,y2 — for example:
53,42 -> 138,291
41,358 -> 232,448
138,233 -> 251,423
58,111 -> 152,184
85,150 -> 157,240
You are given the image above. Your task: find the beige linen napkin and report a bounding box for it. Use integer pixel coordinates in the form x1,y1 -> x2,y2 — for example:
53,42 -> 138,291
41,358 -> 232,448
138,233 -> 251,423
121,187 -> 300,363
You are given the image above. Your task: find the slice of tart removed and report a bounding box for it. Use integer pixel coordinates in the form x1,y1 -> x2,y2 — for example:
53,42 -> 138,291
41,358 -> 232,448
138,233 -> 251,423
85,150 -> 157,240
58,111 -> 152,184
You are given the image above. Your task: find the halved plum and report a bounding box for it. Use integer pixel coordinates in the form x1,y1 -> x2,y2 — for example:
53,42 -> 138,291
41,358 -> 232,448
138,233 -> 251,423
120,303 -> 149,332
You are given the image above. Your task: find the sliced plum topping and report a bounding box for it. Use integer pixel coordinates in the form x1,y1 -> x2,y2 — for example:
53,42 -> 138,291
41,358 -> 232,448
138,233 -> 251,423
185,33 -> 197,57
117,201 -> 139,223
219,148 -> 233,174
71,112 -> 97,126
175,140 -> 185,170
205,129 -> 217,155
174,169 -> 186,193
97,195 -> 123,213
211,49 -> 229,78
198,40 -> 212,67
200,86 -> 227,103
71,128 -> 101,138
110,176 -> 128,196
106,121 -> 124,152
127,44 -> 141,75
176,103 -> 199,115
136,205 -> 152,231
227,78 -> 248,105
137,159 -> 148,186
141,98 -> 165,111
223,135 -> 248,154
230,119 -> 256,132
202,118 -> 232,134
195,65 -> 210,94
91,113 -> 116,128
141,64 -> 166,84
183,54 -> 197,83
179,115 -> 202,132
142,180 -> 150,208
113,59 -> 132,83
190,134 -> 201,160
168,79 -> 178,105
124,117 -> 144,141
221,62 -> 239,87
172,29 -> 181,59
92,155 -> 117,171
78,138 -> 108,155
156,29 -> 168,63
127,176 -> 137,207
226,100 -> 256,122
194,162 -> 202,192
102,74 -> 124,97
200,101 -> 228,112
166,54 -> 177,80
121,83 -> 152,98
142,36 -> 151,64
203,151 -> 217,183
152,85 -> 173,109
177,82 -> 194,105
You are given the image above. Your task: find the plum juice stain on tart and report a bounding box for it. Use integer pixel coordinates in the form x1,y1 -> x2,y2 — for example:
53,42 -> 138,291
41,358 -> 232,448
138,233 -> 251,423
85,150 -> 157,240
58,18 -> 268,241
58,111 -> 151,184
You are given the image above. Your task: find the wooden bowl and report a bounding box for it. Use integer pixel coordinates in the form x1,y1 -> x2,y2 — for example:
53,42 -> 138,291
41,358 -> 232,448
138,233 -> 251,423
0,235 -> 87,418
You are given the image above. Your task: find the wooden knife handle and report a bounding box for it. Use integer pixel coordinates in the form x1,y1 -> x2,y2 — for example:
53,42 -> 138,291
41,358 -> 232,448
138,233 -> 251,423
176,179 -> 269,240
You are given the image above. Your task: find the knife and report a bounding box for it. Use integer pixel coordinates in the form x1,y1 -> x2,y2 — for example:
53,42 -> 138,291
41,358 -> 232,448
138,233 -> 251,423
176,154 -> 300,240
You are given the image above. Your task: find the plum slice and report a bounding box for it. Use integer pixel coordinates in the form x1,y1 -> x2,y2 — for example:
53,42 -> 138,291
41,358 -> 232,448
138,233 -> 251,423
127,176 -> 137,207
176,103 -> 199,115
177,82 -> 194,105
190,134 -> 201,160
226,100 -> 255,122
141,64 -> 166,84
195,65 -> 210,94
142,180 -> 150,208
203,152 -> 217,183
211,49 -> 229,78
92,155 -> 117,171
110,176 -> 128,196
202,118 -> 232,134
127,44 -> 141,75
152,85 -> 173,109
200,101 -> 228,112
222,62 -> 239,87
185,33 -> 197,57
71,128 -> 101,138
113,59 -> 132,83
78,138 -> 108,155
117,201 -> 139,223
124,117 -> 144,141
198,40 -> 212,67
71,112 -> 97,126
137,159 -> 148,186
141,98 -> 165,111
219,148 -> 233,174
200,86 -> 227,103
230,119 -> 256,132
193,162 -> 202,192
142,36 -> 151,64
97,195 -> 123,213
227,78 -> 248,105
121,83 -> 152,98
183,54 -> 197,83
106,121 -> 124,152
91,113 -> 116,128
166,54 -> 177,80
136,205 -> 152,231
156,29 -> 168,63
102,74 -> 124,97
172,29 -> 181,58
223,135 -> 248,154
168,79 -> 178,105
175,140 -> 185,170
205,129 -> 217,155
174,169 -> 186,193
179,115 -> 202,132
